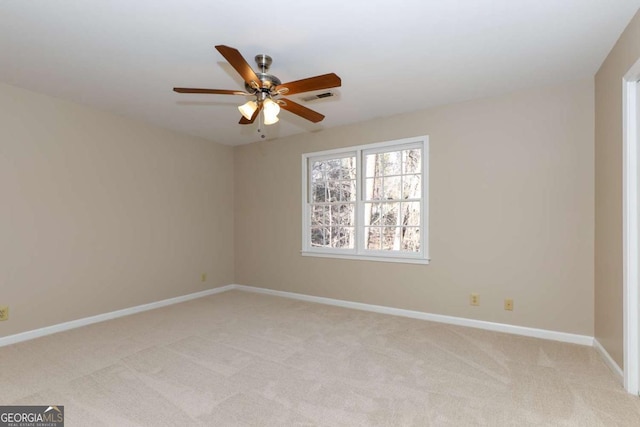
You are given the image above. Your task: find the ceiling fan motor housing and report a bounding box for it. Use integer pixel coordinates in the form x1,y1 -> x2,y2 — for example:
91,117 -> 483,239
245,72 -> 282,93
243,54 -> 282,93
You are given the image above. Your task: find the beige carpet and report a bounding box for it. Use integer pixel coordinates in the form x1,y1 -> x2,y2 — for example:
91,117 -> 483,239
2,289 -> 640,426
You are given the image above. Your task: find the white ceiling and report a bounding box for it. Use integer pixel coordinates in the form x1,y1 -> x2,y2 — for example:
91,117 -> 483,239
1,1 -> 638,146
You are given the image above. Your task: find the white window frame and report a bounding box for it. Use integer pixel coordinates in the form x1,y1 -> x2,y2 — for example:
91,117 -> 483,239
301,135 -> 429,264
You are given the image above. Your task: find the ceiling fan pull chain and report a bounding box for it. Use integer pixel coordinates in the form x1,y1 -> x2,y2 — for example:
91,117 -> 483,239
257,111 -> 266,139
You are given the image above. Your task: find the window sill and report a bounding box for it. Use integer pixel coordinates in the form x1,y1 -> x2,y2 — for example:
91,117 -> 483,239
300,251 -> 430,265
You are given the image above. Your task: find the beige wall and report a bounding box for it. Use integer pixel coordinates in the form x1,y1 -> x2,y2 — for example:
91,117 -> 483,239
595,10 -> 640,368
0,83 -> 234,337
235,78 -> 595,335
0,73 -> 597,340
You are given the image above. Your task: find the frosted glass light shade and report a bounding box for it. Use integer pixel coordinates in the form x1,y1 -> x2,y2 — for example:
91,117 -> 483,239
263,98 -> 280,125
238,100 -> 258,120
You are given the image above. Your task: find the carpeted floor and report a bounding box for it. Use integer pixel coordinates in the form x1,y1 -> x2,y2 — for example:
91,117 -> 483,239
2,289 -> 640,426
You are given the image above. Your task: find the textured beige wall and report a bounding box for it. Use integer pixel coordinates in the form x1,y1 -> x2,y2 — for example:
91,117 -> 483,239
595,10 -> 640,368
0,83 -> 234,337
235,79 -> 595,335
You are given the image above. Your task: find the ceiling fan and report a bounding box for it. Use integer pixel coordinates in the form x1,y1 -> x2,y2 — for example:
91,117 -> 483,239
173,45 -> 341,126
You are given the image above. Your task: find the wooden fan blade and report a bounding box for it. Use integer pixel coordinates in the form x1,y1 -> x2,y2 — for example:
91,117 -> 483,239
279,98 -> 325,123
275,73 -> 341,95
239,103 -> 263,125
173,88 -> 248,95
215,45 -> 260,87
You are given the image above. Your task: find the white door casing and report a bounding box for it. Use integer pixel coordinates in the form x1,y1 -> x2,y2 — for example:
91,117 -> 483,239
623,58 -> 640,395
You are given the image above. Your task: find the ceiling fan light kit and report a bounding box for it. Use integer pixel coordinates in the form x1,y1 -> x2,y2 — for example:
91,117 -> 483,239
173,45 -> 341,128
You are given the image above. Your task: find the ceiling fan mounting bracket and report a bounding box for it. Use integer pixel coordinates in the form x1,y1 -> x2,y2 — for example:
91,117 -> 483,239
255,54 -> 272,72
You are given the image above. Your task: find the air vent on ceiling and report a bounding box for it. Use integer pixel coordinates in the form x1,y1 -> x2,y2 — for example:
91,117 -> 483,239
301,91 -> 335,102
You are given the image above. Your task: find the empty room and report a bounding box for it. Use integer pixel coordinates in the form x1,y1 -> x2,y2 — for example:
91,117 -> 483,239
2,1 -> 640,425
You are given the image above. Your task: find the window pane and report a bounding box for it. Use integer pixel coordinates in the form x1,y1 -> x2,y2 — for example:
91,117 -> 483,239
401,227 -> 421,252
382,176 -> 401,200
382,202 -> 400,226
349,180 -> 357,201
329,227 -> 354,249
402,174 -> 421,199
382,151 -> 402,176
337,180 -> 356,202
311,161 -> 324,182
403,149 -> 421,174
330,204 -> 355,226
325,159 -> 342,180
310,227 -> 327,247
400,202 -> 421,226
366,151 -> 402,177
325,182 -> 338,202
365,227 -> 381,250
311,205 -> 327,226
334,158 -> 356,179
326,181 -> 341,202
382,226 -> 401,250
365,154 -> 378,178
365,203 -> 382,226
312,183 -> 328,202
365,178 -> 382,200
340,158 -> 356,179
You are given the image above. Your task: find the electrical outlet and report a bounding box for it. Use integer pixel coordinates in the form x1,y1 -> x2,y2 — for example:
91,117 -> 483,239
504,298 -> 514,311
470,294 -> 480,306
0,306 -> 8,321
201,273 -> 207,282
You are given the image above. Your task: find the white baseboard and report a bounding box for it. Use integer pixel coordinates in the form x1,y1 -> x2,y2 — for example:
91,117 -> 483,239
0,283 -> 596,351
0,285 -> 235,347
594,338 -> 624,382
231,284 -> 594,346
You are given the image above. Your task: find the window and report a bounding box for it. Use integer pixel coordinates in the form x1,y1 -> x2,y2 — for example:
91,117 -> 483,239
302,136 -> 429,264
